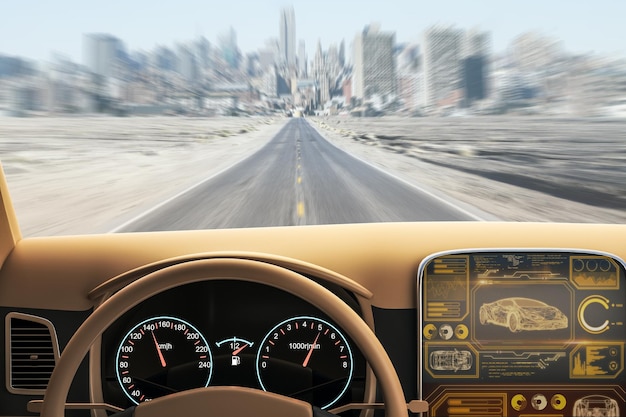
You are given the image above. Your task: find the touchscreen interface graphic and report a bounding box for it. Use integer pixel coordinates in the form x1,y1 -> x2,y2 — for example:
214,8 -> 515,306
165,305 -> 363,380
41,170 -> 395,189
418,251 -> 625,416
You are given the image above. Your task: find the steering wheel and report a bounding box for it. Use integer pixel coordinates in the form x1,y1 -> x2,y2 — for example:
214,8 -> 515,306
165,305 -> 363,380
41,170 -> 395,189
40,258 -> 408,417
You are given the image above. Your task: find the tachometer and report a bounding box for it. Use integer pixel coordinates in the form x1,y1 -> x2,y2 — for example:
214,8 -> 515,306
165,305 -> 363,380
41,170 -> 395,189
255,315 -> 353,409
115,316 -> 212,404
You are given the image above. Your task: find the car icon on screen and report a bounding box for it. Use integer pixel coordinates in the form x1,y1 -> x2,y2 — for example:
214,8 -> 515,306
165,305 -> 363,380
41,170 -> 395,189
479,297 -> 568,332
429,349 -> 473,372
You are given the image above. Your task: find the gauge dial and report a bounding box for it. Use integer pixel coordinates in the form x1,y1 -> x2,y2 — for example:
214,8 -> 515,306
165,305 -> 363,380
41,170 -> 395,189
115,316 -> 213,404
256,316 -> 353,409
211,337 -> 257,387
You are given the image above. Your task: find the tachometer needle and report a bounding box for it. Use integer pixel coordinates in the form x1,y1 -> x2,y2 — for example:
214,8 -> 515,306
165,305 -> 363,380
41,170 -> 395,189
232,343 -> 248,356
151,331 -> 167,368
302,332 -> 321,368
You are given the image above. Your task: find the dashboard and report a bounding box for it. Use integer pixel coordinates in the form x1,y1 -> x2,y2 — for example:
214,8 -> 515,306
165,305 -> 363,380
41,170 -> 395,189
2,221 -> 626,417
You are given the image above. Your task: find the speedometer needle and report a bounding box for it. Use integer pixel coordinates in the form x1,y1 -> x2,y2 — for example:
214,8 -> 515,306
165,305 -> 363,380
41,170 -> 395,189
302,332 -> 321,368
151,331 -> 167,368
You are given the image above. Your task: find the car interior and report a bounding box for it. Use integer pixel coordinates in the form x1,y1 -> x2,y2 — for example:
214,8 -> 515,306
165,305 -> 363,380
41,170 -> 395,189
1,163 -> 625,417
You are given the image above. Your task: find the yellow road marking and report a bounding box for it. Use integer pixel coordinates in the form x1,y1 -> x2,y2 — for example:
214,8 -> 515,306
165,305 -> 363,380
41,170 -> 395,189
297,202 -> 305,217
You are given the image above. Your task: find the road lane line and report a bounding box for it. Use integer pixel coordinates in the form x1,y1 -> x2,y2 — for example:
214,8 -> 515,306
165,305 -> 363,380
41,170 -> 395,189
294,122 -> 306,224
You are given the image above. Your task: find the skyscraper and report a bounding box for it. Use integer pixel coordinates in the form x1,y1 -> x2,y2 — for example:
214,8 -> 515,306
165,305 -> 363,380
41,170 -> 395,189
279,7 -> 296,68
258,38 -> 279,72
313,41 -> 329,104
353,23 -> 397,100
177,43 -> 198,82
461,30 -> 490,105
338,40 -> 346,68
511,32 -> 560,73
195,36 -> 212,72
218,27 -> 240,69
422,26 -> 463,108
298,40 -> 306,76
83,34 -> 120,78
397,44 -> 420,110
462,29 -> 490,58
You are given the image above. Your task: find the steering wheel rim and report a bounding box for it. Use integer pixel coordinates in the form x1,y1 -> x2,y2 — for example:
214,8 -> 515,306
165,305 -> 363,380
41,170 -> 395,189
41,258 -> 407,417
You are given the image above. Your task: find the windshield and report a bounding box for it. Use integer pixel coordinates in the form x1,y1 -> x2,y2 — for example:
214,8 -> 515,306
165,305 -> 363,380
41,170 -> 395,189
1,1 -> 625,236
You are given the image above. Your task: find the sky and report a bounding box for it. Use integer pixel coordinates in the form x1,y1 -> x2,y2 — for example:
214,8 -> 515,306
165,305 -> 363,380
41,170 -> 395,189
1,0 -> 626,63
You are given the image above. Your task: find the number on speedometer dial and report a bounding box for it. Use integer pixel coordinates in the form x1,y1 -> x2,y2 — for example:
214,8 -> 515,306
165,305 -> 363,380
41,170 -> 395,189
256,316 -> 354,409
115,316 -> 213,404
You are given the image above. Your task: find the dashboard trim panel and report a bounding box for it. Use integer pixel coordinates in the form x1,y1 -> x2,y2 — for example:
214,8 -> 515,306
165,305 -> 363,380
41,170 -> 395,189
88,252 -> 373,303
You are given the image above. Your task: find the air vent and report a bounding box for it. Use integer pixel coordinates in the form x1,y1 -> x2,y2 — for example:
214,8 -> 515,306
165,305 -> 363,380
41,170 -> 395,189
5,312 -> 60,394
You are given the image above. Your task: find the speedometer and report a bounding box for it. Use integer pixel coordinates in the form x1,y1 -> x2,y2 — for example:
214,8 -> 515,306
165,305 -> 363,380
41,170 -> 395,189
255,315 -> 354,409
115,316 -> 213,404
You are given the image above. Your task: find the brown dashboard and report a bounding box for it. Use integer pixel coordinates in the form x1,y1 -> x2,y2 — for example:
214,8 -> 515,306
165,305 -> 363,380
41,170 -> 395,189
1,221 -> 626,417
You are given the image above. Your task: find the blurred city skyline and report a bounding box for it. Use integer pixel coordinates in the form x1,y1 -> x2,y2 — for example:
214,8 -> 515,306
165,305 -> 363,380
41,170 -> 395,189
2,0 -> 626,63
3,1 -> 626,118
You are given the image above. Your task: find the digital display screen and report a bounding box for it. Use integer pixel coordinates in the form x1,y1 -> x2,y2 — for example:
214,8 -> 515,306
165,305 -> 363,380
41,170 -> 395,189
418,251 -> 626,416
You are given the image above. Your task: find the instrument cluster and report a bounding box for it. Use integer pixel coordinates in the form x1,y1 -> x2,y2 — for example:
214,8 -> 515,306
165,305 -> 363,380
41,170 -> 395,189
101,279 -> 366,411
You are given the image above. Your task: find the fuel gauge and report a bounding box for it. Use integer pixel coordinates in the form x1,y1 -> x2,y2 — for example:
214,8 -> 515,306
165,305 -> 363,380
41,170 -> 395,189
215,337 -> 255,367
212,336 -> 258,387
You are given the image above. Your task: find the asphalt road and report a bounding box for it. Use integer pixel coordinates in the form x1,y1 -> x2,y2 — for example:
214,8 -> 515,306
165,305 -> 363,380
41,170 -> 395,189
119,118 -> 475,232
